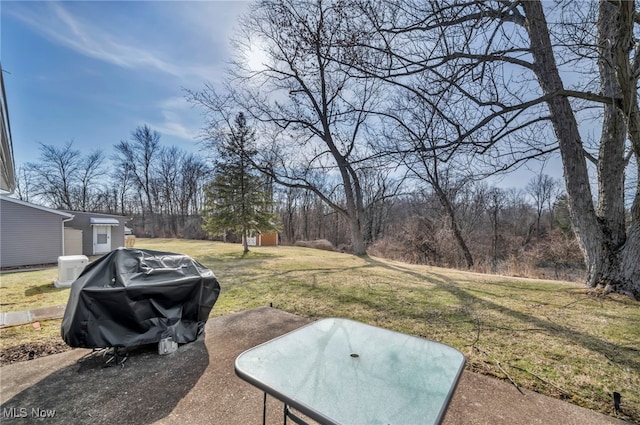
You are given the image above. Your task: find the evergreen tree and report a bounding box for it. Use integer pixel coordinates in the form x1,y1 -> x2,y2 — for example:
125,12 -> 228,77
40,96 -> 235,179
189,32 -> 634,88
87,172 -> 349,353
202,112 -> 279,252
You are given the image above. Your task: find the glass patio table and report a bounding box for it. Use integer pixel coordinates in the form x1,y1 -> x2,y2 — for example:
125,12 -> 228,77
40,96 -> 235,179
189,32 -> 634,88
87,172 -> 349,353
235,318 -> 465,425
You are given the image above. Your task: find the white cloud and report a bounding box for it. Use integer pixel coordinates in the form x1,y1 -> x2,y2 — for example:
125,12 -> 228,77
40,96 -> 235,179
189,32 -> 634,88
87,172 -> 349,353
147,96 -> 201,142
6,2 -> 237,82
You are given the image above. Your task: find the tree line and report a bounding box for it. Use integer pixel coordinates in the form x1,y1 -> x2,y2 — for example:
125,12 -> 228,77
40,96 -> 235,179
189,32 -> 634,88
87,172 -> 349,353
13,118 -> 580,280
15,126 -> 209,239
187,0 -> 639,298
13,0 -> 640,298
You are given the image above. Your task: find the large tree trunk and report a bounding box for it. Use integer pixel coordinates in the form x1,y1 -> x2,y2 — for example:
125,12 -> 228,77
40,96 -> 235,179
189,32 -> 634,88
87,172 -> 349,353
341,168 -> 367,255
597,1 -> 627,249
325,129 -> 368,255
592,0 -> 640,297
522,0 -> 639,298
349,217 -> 366,255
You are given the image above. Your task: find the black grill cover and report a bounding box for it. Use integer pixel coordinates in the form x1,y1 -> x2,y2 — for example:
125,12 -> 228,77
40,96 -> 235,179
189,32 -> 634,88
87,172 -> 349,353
61,248 -> 221,348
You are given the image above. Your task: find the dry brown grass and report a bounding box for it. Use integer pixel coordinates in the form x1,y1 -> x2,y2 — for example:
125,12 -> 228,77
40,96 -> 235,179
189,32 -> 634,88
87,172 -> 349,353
1,238 -> 638,422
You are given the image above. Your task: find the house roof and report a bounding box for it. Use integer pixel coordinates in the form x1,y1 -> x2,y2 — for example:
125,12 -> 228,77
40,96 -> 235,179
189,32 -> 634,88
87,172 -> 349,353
90,217 -> 120,226
61,210 -> 130,221
0,196 -> 74,219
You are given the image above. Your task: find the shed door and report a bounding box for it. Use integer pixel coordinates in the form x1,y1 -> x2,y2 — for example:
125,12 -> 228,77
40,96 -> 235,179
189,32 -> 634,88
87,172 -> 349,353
93,225 -> 112,254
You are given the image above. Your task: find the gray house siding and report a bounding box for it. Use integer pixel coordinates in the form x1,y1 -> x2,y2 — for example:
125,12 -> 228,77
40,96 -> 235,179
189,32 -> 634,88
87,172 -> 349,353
0,197 -> 72,268
62,211 -> 129,257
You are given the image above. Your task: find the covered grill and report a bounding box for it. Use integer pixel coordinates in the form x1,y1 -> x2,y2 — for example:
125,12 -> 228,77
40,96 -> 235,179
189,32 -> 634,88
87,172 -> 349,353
61,247 -> 221,348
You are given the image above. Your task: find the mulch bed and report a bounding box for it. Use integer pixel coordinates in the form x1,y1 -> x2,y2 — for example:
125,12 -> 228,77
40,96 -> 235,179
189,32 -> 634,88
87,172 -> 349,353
0,341 -> 71,366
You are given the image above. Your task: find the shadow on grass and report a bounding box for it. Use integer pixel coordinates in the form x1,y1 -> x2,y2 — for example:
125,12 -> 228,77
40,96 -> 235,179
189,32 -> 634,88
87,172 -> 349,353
24,283 -> 64,297
198,250 -> 280,266
1,338 -> 208,425
361,256 -> 640,372
237,265 -> 375,284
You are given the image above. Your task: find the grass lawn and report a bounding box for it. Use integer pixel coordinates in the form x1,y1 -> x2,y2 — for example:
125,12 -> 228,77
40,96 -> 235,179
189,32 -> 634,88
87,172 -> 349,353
1,238 -> 638,422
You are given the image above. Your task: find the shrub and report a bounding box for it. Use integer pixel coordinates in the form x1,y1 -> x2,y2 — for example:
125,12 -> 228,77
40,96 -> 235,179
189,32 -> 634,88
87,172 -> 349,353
294,239 -> 335,251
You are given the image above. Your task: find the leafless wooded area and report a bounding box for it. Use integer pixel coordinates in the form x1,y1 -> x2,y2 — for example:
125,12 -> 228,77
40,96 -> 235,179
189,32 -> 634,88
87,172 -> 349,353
14,0 -> 639,296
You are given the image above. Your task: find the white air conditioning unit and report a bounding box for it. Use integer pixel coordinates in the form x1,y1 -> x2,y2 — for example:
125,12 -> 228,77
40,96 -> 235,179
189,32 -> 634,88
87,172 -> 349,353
54,255 -> 88,288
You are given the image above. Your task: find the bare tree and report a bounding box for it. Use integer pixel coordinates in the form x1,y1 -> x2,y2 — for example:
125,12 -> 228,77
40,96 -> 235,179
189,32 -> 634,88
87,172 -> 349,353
502,187 -> 536,246
22,142 -> 104,211
188,0 -> 384,255
526,172 -> 558,238
359,168 -> 403,245
382,88 -> 476,268
26,141 -> 80,209
113,125 -> 161,237
178,153 -> 209,218
157,146 -> 182,235
507,1 -> 637,296
110,163 -> 133,216
14,165 -> 33,202
277,185 -> 302,244
350,0 -> 639,297
74,149 -> 105,211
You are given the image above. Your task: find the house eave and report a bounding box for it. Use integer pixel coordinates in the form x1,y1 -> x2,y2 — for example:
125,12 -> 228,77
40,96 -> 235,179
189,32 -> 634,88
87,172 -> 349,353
0,196 -> 74,219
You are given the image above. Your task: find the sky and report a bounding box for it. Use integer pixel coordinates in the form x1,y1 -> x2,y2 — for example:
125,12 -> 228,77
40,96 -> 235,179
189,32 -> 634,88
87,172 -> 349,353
1,0 -> 250,169
0,0 -> 565,191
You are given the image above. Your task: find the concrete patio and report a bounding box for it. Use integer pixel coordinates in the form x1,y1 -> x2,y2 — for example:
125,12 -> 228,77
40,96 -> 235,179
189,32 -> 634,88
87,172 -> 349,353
0,307 -> 625,424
